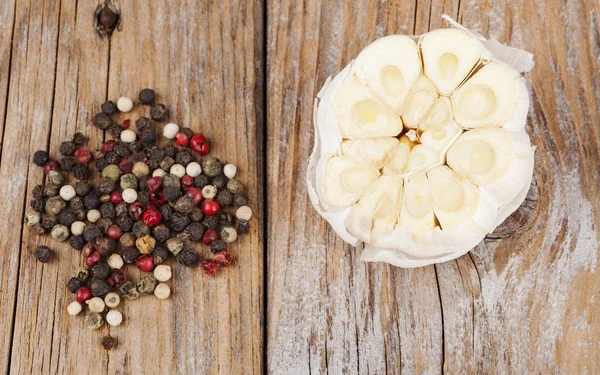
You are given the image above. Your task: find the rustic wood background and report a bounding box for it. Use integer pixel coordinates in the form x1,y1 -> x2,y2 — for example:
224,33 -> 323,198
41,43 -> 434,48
0,0 -> 598,374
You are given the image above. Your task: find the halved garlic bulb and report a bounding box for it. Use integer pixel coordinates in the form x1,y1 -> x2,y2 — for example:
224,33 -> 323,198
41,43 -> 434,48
307,16 -> 535,268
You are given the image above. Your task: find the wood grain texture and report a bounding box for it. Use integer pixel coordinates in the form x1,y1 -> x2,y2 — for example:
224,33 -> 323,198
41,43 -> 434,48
1,0 -> 264,374
266,1 -> 600,374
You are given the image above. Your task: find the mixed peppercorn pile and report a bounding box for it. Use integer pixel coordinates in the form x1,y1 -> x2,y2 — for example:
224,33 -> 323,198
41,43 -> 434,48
26,89 -> 252,347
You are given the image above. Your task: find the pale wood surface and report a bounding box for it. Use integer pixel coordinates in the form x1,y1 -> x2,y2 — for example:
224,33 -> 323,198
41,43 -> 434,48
1,0 -> 599,374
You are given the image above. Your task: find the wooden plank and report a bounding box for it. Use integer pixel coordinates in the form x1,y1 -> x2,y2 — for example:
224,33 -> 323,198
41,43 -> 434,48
266,1 -> 600,374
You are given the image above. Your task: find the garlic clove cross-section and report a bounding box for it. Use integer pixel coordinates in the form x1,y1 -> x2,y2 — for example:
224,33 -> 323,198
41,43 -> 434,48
354,35 -> 422,115
307,16 -> 535,268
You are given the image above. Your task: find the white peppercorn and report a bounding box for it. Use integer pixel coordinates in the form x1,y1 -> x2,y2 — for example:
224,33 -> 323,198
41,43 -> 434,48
108,253 -> 124,269
163,123 -> 179,139
106,310 -> 123,327
170,164 -> 185,178
154,265 -> 172,282
117,97 -> 133,112
221,227 -> 238,243
223,164 -> 237,179
120,129 -> 137,143
236,206 -> 253,221
87,209 -> 101,223
202,185 -> 217,199
154,283 -> 171,300
67,301 -> 82,316
26,212 -> 41,226
122,188 -> 137,203
71,221 -> 86,236
59,185 -> 76,201
152,168 -> 167,178
86,297 -> 105,313
185,162 -> 202,177
104,292 -> 120,308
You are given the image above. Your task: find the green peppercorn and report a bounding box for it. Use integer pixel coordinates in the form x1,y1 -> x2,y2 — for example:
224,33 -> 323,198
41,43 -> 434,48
47,170 -> 64,187
227,178 -> 244,194
102,164 -> 121,183
137,276 -> 158,294
73,267 -> 90,281
85,312 -> 105,330
162,174 -> 180,188
166,237 -> 184,255
119,281 -> 140,300
51,224 -> 70,241
120,173 -> 138,190
201,157 -> 222,177
92,112 -> 113,130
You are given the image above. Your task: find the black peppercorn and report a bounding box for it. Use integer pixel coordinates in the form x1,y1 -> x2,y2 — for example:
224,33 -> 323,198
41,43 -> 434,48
74,182 -> 90,196
117,214 -> 134,232
98,179 -> 115,195
90,278 -> 111,297
73,163 -> 89,180
101,335 -> 116,350
218,211 -> 234,226
211,240 -> 227,254
44,184 -> 59,197
105,151 -> 121,164
194,175 -> 209,188
66,277 -> 83,293
101,100 -> 118,115
137,191 -> 149,205
108,125 -> 123,139
130,152 -> 148,164
237,219 -> 250,234
69,234 -> 86,250
59,141 -> 76,156
132,221 -> 150,238
160,204 -> 173,222
147,146 -> 165,161
174,196 -> 194,214
96,217 -> 112,234
163,144 -> 176,157
202,215 -> 219,230
135,117 -> 156,132
41,213 -> 58,230
139,89 -> 156,105
92,112 -> 113,130
30,198 -> 46,213
99,202 -> 116,218
140,129 -> 156,144
163,187 -> 182,203
212,175 -> 228,190
233,192 -> 248,206
57,210 -> 77,227
128,141 -> 144,154
175,149 -> 192,166
91,263 -> 111,279
72,132 -> 86,145
34,246 -> 53,263
32,185 -> 45,199
150,104 -> 168,121
121,247 -> 140,264
115,202 -> 128,217
83,225 -> 103,243
184,222 -> 204,242
189,207 -> 204,222
95,236 -> 116,256
60,157 -> 77,171
169,212 -> 190,232
152,244 -> 170,264
113,142 -> 129,157
152,224 -> 170,242
159,156 -> 175,171
180,127 -> 194,140
70,196 -> 84,211
33,150 -> 49,166
83,192 -> 101,209
176,248 -> 198,266
95,157 -> 109,171
215,190 -> 233,206
119,232 -> 135,248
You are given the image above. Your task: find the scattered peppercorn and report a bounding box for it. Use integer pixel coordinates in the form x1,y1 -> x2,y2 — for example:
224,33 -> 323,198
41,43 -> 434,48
137,276 -> 158,294
119,281 -> 140,300
150,104 -> 168,121
202,215 -> 219,230
60,157 -> 77,171
34,246 -> 53,263
202,157 -> 222,177
184,222 -> 204,242
83,225 -> 103,243
108,125 -> 123,139
139,88 -> 156,105
200,259 -> 220,277
101,335 -> 116,350
213,251 -> 234,267
33,150 -> 49,167
107,269 -> 126,288
92,112 -> 113,130
85,312 -> 104,330
66,277 -> 83,293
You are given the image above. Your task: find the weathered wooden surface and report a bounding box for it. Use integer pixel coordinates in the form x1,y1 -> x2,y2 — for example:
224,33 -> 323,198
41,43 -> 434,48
266,1 -> 600,374
0,0 -> 264,374
1,0 -> 599,374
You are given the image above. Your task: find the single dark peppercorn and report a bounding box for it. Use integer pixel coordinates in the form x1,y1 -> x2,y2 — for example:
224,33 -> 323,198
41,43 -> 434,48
215,190 -> 233,206
152,224 -> 170,242
96,217 -> 113,234
75,209 -> 87,221
101,335 -> 116,350
119,232 -> 136,248
139,89 -> 156,105
212,175 -> 229,190
129,141 -> 144,154
163,187 -> 182,203
210,239 -> 227,254
218,211 -> 234,226
137,191 -> 149,205
41,213 -> 58,230
189,207 -> 204,222
34,246 -> 53,263
113,142 -> 130,157
184,222 -> 204,242
147,146 -> 165,161
169,212 -> 190,232
117,214 -> 134,232
44,184 -> 59,197
233,192 -> 248,206
180,127 -> 194,140
60,157 -> 77,171
121,247 -> 140,264
90,278 -> 111,297
98,180 -> 115,195
69,234 -> 86,250
105,151 -> 121,164
159,156 -> 175,171
160,204 -> 173,222
74,181 -> 90,196
72,132 -> 86,145
30,198 -> 46,213
174,196 -> 194,214
83,225 -> 103,243
92,112 -> 113,130
108,125 -> 123,139
135,117 -> 156,132
150,104 -> 168,121
139,129 -> 156,144
115,202 -> 128,217
59,141 -> 76,156
95,157 -> 109,171
202,215 -> 219,230
99,202 -> 116,218
84,192 -> 101,209
95,236 -> 117,256
101,101 -> 118,115
119,281 -> 140,300
152,244 -> 170,264
66,277 -> 83,293
70,197 -> 84,212
33,150 -> 49,167
237,219 -> 250,234
57,210 -> 77,227
175,149 -> 192,166
132,221 -> 150,238
137,175 -> 149,191
176,248 -> 198,266
32,185 -> 45,199
91,263 -> 111,279
163,144 -> 176,157
73,163 -> 89,180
